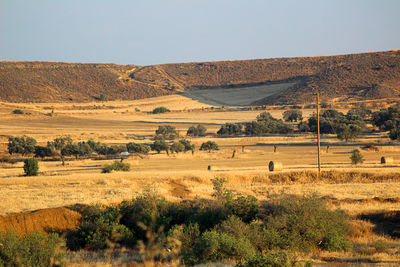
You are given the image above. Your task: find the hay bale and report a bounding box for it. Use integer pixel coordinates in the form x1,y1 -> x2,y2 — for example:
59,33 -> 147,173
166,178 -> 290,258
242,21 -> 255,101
381,156 -> 394,164
269,161 -> 283,172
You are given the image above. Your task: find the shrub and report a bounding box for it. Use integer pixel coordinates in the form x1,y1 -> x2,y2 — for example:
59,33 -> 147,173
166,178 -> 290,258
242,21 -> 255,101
194,230 -> 256,263
350,150 -> 364,165
152,107 -> 170,114
67,205 -> 134,250
0,231 -> 65,266
24,158 -> 39,176
372,104 -> 400,140
263,194 -> 350,252
12,109 -> 24,114
236,251 -> 297,267
245,112 -> 293,135
187,124 -> 207,136
200,141 -> 219,152
102,160 -> 130,173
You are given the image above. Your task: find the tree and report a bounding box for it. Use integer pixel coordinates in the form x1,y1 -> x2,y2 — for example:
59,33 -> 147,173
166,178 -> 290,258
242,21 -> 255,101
126,142 -> 150,154
170,142 -> 184,154
152,107 -> 170,114
217,123 -> 243,135
187,124 -> 207,136
200,141 -> 219,152
8,136 -> 37,155
24,158 -> 39,176
150,139 -> 169,154
155,125 -> 178,140
372,104 -> 400,141
61,143 -> 80,159
298,121 -> 310,133
283,110 -> 303,122
34,146 -> 54,159
336,124 -> 364,142
12,109 -> 24,114
77,141 -> 93,158
179,139 -> 195,153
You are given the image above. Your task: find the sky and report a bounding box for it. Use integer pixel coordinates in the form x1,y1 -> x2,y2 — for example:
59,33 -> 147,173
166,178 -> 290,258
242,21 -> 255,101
1,0 -> 399,65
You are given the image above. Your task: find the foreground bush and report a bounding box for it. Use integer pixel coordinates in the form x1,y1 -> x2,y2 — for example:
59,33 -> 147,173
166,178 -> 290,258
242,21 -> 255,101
0,231 -> 65,266
263,194 -> 350,252
102,160 -> 130,173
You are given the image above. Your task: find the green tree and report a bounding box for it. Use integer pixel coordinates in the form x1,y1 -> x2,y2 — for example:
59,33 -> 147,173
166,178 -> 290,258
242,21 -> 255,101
200,141 -> 219,152
61,143 -> 80,159
8,136 -> 37,155
372,104 -> 400,140
24,158 -> 39,176
170,142 -> 185,154
34,146 -> 55,159
151,139 -> 170,154
187,124 -> 207,136
126,142 -> 150,154
156,125 -> 178,140
152,107 -> 170,114
12,109 -> 24,114
283,110 -> 303,122
217,123 -> 243,135
179,139 -> 195,153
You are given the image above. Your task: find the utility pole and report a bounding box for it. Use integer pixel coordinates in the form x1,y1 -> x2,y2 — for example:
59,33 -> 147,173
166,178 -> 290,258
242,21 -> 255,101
316,91 -> 321,176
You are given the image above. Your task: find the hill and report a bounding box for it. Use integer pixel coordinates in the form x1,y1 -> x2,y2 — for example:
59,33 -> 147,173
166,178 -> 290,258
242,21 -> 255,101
1,50 -> 399,104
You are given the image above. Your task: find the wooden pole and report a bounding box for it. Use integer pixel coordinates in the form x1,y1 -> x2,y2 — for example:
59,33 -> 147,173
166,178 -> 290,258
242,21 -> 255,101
316,92 -> 321,175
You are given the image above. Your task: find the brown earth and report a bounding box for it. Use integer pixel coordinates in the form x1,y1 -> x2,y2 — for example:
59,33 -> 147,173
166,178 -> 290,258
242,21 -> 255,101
1,50 -> 400,104
0,207 -> 81,234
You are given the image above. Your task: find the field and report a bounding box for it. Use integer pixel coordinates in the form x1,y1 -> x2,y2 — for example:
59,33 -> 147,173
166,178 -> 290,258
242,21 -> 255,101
1,91 -> 400,265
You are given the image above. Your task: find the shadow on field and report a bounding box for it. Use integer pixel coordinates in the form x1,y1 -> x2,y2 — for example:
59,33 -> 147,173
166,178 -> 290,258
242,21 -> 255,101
359,211 -> 400,238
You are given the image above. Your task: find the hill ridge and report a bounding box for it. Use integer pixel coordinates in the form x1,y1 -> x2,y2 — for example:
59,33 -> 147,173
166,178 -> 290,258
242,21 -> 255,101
1,50 -> 399,104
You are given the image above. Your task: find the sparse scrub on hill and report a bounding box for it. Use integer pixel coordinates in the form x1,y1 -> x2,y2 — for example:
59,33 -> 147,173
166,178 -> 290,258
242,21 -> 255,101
0,231 -> 65,266
152,106 -> 170,114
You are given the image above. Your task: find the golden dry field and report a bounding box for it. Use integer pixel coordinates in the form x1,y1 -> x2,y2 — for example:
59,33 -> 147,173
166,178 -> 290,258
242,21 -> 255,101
0,94 -> 400,265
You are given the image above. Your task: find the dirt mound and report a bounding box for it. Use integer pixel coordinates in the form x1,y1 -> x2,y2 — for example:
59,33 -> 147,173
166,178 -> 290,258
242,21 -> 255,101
0,207 -> 81,234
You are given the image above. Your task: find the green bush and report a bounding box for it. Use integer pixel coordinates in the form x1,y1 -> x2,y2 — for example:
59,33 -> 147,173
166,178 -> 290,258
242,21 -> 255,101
263,194 -> 350,252
194,230 -> 256,263
217,123 -> 243,135
8,136 -> 37,155
12,109 -> 24,114
0,231 -> 65,267
150,139 -> 170,154
170,142 -> 185,154
236,251 -> 298,267
67,205 -> 134,250
126,142 -> 150,154
24,158 -> 39,176
102,160 -> 130,173
155,125 -> 177,140
152,107 -> 170,114
283,110 -> 303,122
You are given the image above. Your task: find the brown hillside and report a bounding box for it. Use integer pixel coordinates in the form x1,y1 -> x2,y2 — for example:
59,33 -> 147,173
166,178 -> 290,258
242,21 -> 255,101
1,50 -> 399,104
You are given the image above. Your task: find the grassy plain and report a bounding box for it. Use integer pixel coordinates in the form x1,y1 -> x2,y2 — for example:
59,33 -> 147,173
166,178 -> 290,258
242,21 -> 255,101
0,93 -> 400,265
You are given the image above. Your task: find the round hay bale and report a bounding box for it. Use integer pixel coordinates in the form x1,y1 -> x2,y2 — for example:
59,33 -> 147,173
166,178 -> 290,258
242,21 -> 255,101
381,156 -> 394,164
269,161 -> 283,172
207,165 -> 212,171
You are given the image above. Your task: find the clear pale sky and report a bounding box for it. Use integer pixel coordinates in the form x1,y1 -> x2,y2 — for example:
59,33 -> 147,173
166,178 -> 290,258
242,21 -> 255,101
1,0 -> 399,65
